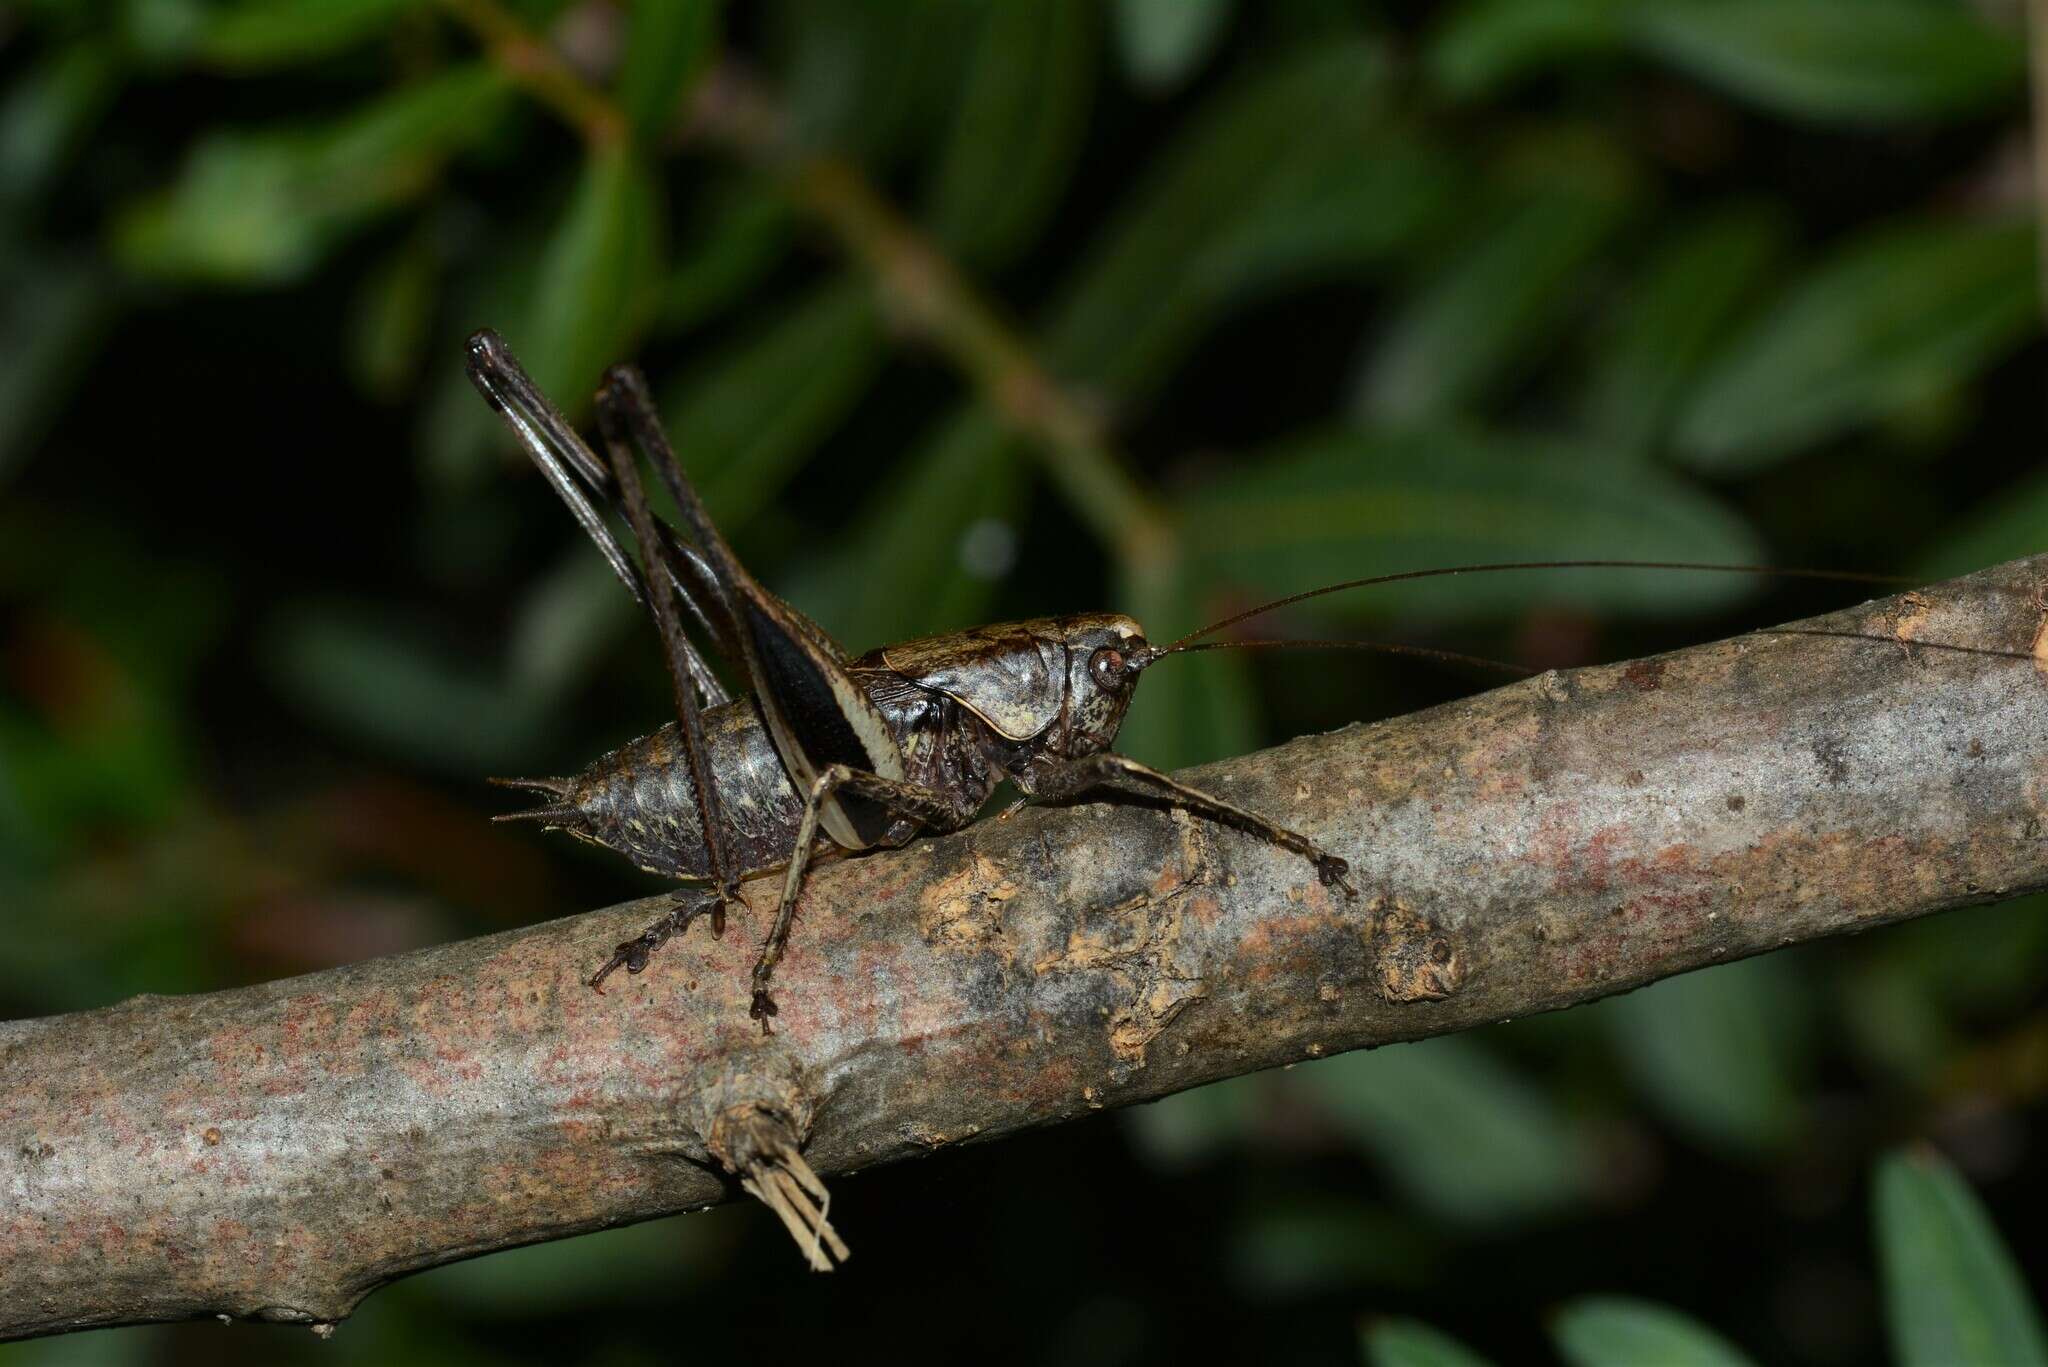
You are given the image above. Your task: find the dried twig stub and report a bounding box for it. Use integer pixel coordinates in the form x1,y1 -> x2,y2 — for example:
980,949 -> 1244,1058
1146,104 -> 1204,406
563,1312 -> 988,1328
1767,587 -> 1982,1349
711,1106 -> 848,1271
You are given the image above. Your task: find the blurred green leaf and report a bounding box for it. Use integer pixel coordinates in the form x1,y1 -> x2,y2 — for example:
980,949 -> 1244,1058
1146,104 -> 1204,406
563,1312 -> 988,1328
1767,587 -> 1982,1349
1048,39 -> 1414,406
419,212 -> 555,487
0,43 -> 120,216
1674,217 -> 2038,474
1112,0 -> 1232,91
1915,468 -> 2048,582
0,252 -> 114,484
0,693 -> 191,860
1115,553 -> 1259,771
1602,956 -> 1808,1158
1121,1072 -> 1265,1171
1428,0 -> 1625,99
1581,203 -> 1786,456
507,548 -> 639,703
196,0 -> 419,69
1199,125 -> 1459,304
658,182 -> 796,332
1552,1296 -> 1758,1367
1432,0 -> 2025,120
406,1216 -> 714,1313
771,0 -> 973,167
618,0 -> 718,138
1875,1147 -> 2048,1366
1633,0 -> 2025,124
926,0 -> 1097,269
508,142 -> 665,425
1364,1318 -> 1497,1367
1842,898 -> 2048,1084
1839,955 -> 1955,1086
788,406 -> 1026,650
346,223 -> 440,403
0,511 -> 224,852
0,507 -> 228,692
1180,425 -> 1764,621
119,0 -> 210,65
1288,1036 -> 1592,1227
1352,173 -> 1633,422
661,276 -> 884,530
264,603 -> 557,771
1231,1200 -> 1444,1296
0,1317 -> 166,1365
113,63 -> 510,282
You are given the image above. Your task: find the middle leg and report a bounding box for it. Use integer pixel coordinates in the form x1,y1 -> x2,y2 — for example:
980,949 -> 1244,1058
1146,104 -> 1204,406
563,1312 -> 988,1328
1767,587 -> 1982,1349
753,764 -> 965,1024
589,889 -> 728,993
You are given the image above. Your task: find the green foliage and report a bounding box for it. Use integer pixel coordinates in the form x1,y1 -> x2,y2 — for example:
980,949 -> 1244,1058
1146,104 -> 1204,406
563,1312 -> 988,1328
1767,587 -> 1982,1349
1551,1296 -> 1758,1367
1289,1037 -> 1594,1227
617,0 -> 718,138
1046,38 -> 1408,404
1632,0 -> 2024,123
5,0 -> 2046,1358
195,0 -> 424,70
661,276 -> 884,525
1364,1317 -> 1496,1367
1375,1149 -> 2047,1365
1876,1148 -> 2048,1366
1674,217 -> 2038,473
787,406 -> 1025,652
926,0 -> 1097,269
1112,0 -> 1233,91
1180,425 -> 1764,620
1600,955 -> 1809,1158
1351,157 -> 1638,422
1432,0 -> 2026,121
514,142 -> 664,420
115,64 -> 511,282
1580,204 -> 1787,455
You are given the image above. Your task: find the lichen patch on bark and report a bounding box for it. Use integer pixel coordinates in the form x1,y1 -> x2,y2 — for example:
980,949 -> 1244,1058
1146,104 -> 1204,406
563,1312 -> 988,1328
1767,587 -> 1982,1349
915,850 -> 1019,959
1031,815 -> 1215,1067
1371,897 -> 1467,1003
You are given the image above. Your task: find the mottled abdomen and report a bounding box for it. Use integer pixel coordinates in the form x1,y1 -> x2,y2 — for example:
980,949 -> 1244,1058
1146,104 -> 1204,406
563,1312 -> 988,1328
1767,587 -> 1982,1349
550,699 -> 815,880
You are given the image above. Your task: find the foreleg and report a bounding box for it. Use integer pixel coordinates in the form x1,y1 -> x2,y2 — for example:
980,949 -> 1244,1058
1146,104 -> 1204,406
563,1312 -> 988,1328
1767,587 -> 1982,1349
1020,753 -> 1357,898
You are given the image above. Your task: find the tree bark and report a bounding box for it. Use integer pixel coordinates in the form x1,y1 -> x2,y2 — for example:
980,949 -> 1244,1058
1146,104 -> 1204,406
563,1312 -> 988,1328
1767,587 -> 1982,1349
6,558 -> 2048,1339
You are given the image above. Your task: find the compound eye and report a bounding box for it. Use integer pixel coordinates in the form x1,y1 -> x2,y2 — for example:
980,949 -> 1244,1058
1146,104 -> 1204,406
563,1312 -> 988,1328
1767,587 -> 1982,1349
1090,646 -> 1127,691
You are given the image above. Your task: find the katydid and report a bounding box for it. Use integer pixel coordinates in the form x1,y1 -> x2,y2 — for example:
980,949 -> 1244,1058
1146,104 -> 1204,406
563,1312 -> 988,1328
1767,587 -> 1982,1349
465,330 -> 1979,1028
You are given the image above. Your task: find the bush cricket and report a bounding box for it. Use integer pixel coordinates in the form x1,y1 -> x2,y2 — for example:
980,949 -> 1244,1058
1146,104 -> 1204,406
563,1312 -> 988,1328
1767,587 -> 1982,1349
465,330 -> 2008,1027
468,329 -> 1377,1023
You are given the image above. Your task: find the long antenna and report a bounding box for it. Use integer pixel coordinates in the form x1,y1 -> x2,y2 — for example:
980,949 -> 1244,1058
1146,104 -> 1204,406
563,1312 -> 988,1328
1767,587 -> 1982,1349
1166,561 -> 1914,652
1146,626 -> 2042,680
1160,637 -> 1534,677
1759,628 -> 2040,664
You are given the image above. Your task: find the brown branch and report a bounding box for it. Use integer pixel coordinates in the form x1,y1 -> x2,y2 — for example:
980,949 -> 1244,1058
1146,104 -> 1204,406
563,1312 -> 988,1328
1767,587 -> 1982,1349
7,559 -> 2048,1339
436,0 -> 626,147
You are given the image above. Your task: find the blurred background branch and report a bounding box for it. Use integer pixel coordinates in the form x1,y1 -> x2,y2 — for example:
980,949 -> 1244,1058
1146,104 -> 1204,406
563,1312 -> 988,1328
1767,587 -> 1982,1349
2,0 -> 2045,1362
440,0 -> 1173,563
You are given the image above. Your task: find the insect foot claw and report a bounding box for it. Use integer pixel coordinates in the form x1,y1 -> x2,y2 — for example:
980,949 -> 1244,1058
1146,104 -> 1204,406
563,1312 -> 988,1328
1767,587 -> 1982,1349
586,895 -> 729,993
1316,854 -> 1358,900
586,935 -> 654,993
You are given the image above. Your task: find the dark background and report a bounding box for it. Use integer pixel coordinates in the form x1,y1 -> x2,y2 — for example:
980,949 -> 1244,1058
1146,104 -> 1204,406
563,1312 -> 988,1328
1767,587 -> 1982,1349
3,1 -> 2046,1363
